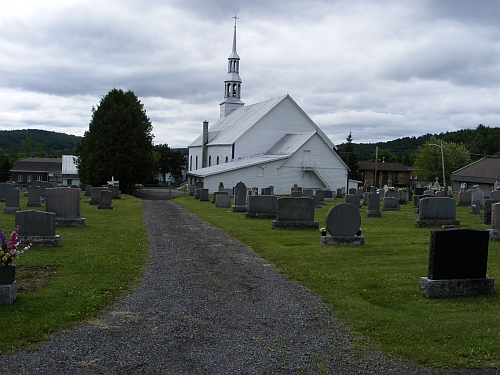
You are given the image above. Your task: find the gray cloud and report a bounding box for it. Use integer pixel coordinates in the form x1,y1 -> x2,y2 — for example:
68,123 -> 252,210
1,0 -> 500,148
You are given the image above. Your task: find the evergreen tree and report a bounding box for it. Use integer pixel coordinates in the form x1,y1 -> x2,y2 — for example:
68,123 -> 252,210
0,154 -> 11,182
337,131 -> 360,180
76,89 -> 154,193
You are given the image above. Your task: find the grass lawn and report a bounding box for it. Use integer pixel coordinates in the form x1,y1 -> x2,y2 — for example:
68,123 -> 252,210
0,191 -> 148,353
174,194 -> 500,369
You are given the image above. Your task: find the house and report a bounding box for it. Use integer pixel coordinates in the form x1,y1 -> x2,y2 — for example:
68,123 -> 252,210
187,19 -> 348,195
10,155 -> 80,187
450,157 -> 500,192
358,161 -> 411,189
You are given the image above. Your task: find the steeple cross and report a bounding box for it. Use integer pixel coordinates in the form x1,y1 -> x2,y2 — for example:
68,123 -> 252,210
233,14 -> 239,26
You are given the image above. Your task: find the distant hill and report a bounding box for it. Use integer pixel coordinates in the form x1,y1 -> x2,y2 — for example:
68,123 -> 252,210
0,129 -> 82,157
338,125 -> 500,164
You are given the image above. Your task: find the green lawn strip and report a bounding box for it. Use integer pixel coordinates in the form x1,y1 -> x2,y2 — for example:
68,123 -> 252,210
175,194 -> 500,368
0,192 -> 148,353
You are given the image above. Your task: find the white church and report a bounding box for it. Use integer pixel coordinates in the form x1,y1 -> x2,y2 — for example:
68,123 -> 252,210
187,18 -> 348,195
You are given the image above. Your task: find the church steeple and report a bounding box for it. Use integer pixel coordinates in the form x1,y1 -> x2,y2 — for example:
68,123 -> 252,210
220,15 -> 244,118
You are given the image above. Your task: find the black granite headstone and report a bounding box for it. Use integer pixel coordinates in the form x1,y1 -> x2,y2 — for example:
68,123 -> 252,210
428,228 -> 489,280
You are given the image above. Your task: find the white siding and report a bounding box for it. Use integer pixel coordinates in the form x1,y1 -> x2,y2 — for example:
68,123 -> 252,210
234,98 -> 317,159
206,145 -> 232,166
188,146 -> 202,171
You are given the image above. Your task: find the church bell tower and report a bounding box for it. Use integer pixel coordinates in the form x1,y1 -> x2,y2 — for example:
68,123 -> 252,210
220,15 -> 244,118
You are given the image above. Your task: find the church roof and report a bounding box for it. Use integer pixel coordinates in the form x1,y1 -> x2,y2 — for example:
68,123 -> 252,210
189,131 -> 316,178
189,95 -> 287,147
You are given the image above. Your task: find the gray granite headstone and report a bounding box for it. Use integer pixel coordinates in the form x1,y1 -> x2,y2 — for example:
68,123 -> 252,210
471,200 -> 481,215
245,195 -> 278,218
272,197 -> 318,229
196,181 -> 204,189
107,185 -> 121,199
97,190 -> 113,210
189,185 -> 196,196
3,188 -> 20,214
0,182 -> 16,202
15,210 -> 60,247
212,191 -> 228,203
325,203 -> 361,236
215,194 -> 231,208
89,187 -> 108,205
385,190 -> 398,199
344,194 -> 360,210
232,181 -> 247,212
415,197 -> 459,227
315,190 -> 325,203
482,198 -> 500,225
457,191 -> 472,206
84,185 -> 92,196
45,188 -> 85,227
199,188 -> 209,202
382,197 -> 400,211
366,192 -> 381,217
472,186 -> 485,209
302,189 -> 314,197
27,186 -> 41,207
491,190 -> 500,199
324,190 -> 333,199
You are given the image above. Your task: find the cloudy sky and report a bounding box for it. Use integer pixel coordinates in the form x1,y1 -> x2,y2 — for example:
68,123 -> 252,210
1,0 -> 500,148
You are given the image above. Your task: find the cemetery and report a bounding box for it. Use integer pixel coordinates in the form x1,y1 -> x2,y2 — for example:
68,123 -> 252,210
2,185 -> 500,369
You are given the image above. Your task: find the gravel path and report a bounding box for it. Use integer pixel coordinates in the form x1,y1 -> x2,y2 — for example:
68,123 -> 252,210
0,200 -> 496,374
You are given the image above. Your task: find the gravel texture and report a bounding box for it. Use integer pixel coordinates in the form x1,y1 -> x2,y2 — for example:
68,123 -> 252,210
0,200 -> 496,374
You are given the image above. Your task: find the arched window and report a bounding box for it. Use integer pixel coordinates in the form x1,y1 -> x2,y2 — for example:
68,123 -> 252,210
190,156 -> 192,171
195,156 -> 198,170
216,156 -> 219,165
225,156 -> 228,163
209,156 -> 212,167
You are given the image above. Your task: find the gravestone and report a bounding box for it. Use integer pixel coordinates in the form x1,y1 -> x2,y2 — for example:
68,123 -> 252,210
491,203 -> 500,240
3,188 -> 20,214
232,181 -> 248,212
366,192 -> 381,217
419,228 -> 493,298
189,185 -> 196,196
291,186 -> 302,196
457,191 -> 472,206
398,189 -> 409,204
315,190 -> 325,203
199,188 -> 209,202
472,186 -> 485,209
324,189 -> 334,201
348,188 -> 356,195
45,188 -> 86,227
194,188 -> 202,199
385,190 -> 398,199
345,194 -> 360,210
415,197 -> 459,227
321,203 -> 364,246
196,181 -> 204,189
15,210 -> 60,247
215,194 -> 231,208
291,191 -> 302,198
97,190 -> 113,210
245,195 -> 278,218
481,198 -> 500,225
302,189 -> 314,197
89,187 -> 109,205
434,191 -> 444,197
415,187 -> 425,195
38,181 -> 54,201
0,182 -> 16,202
382,197 -> 400,211
362,192 -> 369,206
212,191 -> 228,203
0,273 -> 17,305
107,185 -> 121,199
218,183 -> 225,192
261,187 -> 272,195
27,186 -> 41,207
271,197 -> 318,229
485,189 -> 492,199
84,185 -> 92,196
336,188 -> 343,198
471,200 -> 481,215
491,190 -> 500,199
221,188 -> 234,197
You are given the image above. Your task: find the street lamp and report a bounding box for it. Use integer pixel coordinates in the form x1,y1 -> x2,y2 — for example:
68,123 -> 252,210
428,140 -> 446,190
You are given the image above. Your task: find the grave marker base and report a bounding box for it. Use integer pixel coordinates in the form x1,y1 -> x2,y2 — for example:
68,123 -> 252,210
320,235 -> 364,246
419,277 -> 494,298
55,218 -> 86,227
27,202 -> 41,207
489,229 -> 500,241
0,281 -> 17,305
3,207 -> 20,214
365,210 -> 381,217
231,205 -> 248,212
271,220 -> 319,229
98,205 -> 113,210
18,235 -> 61,247
415,219 -> 460,228
245,212 -> 276,218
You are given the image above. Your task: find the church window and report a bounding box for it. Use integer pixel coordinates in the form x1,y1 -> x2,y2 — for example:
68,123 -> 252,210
190,156 -> 192,171
195,156 -> 198,170
216,156 -> 219,165
209,156 -> 212,167
225,156 -> 228,163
